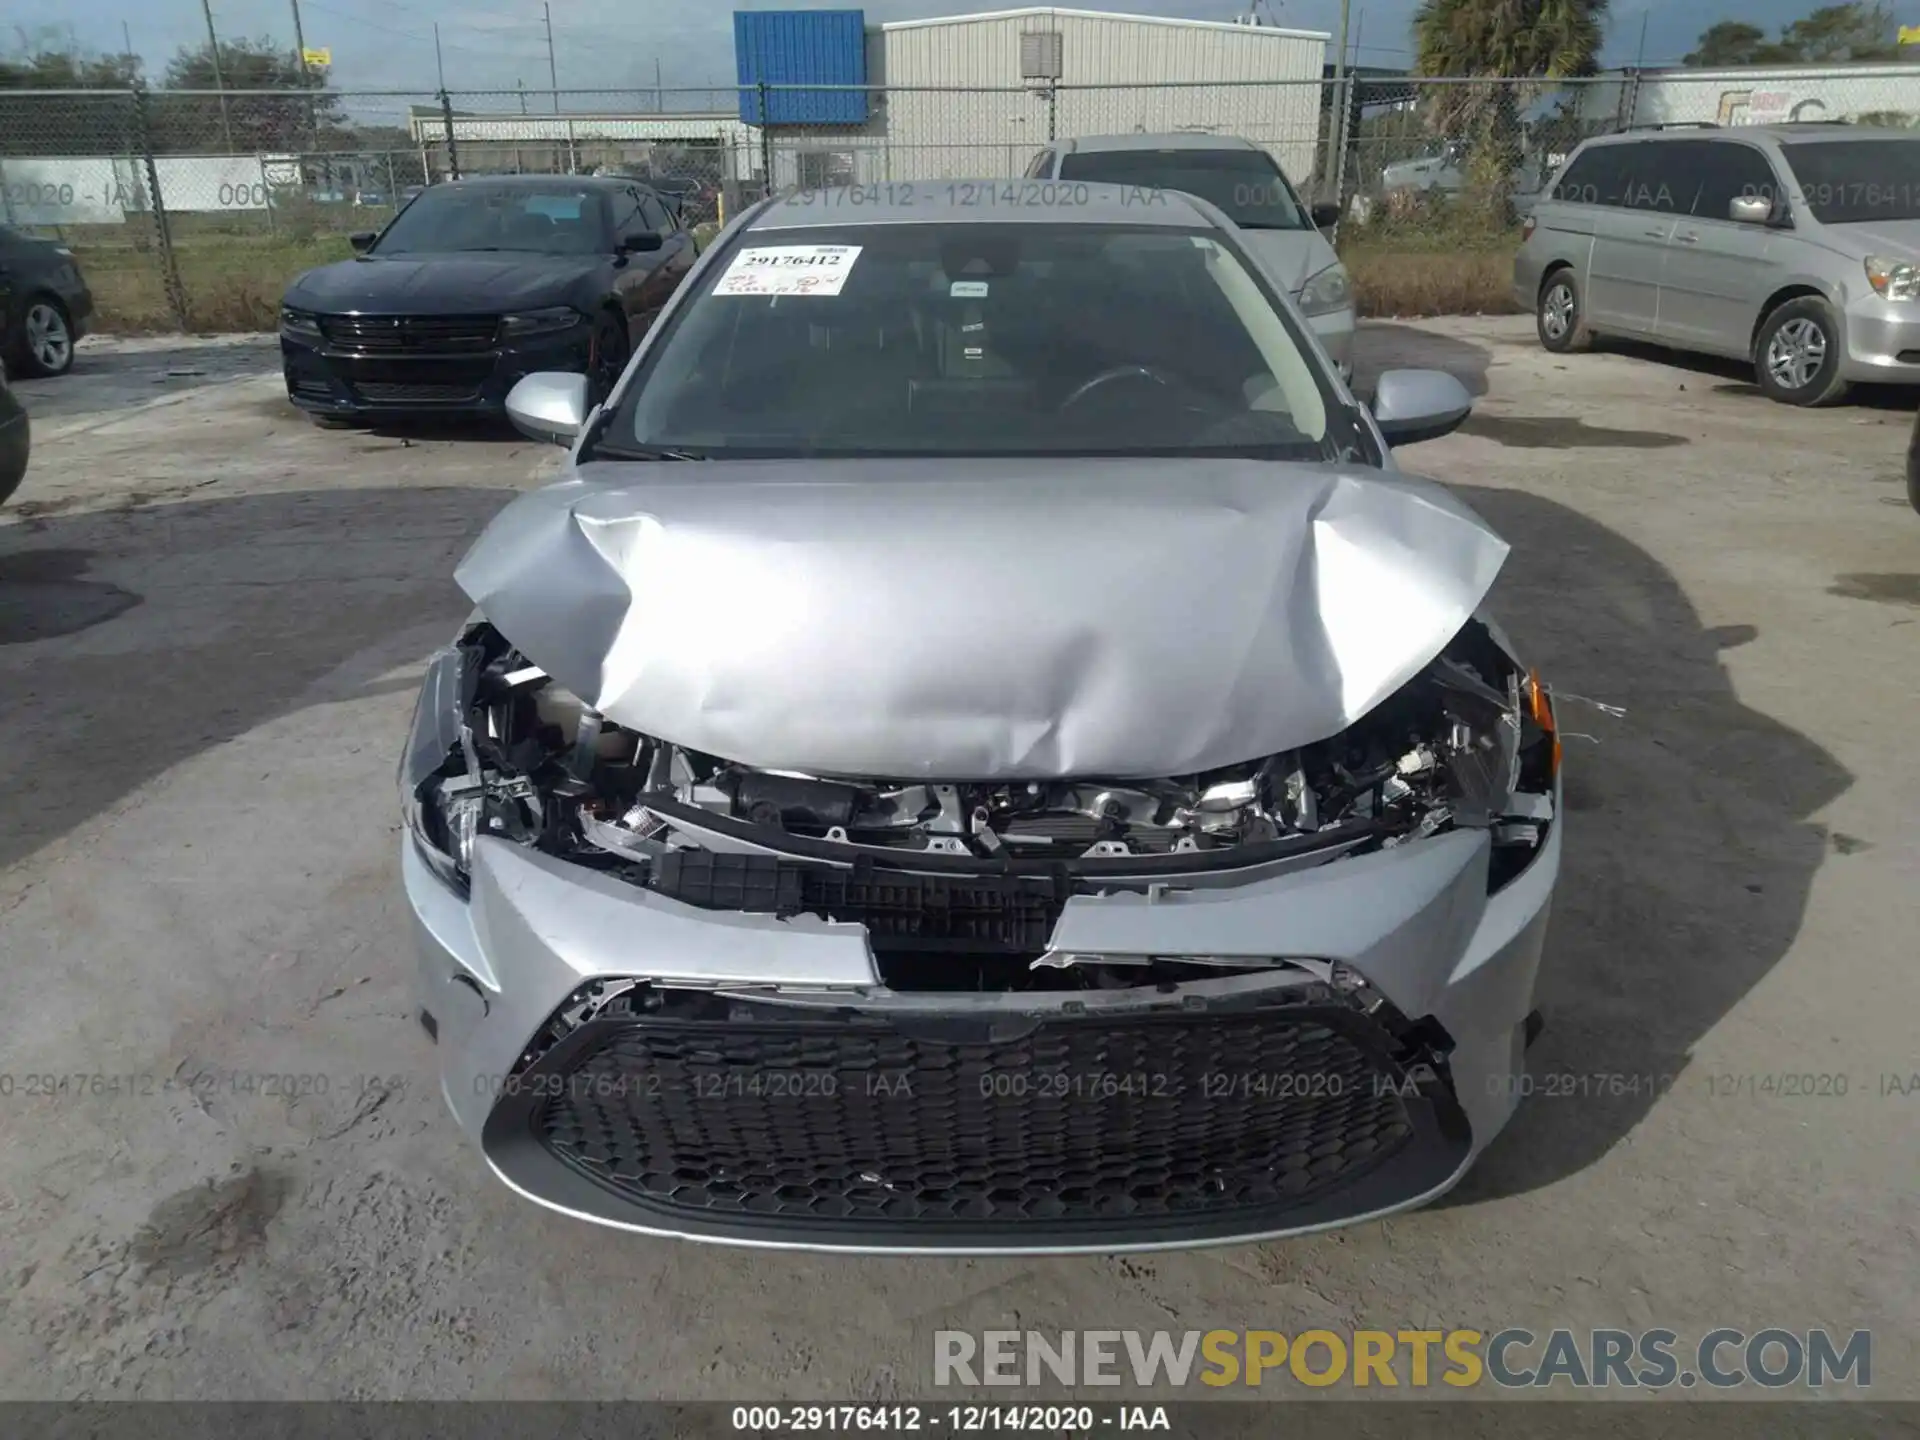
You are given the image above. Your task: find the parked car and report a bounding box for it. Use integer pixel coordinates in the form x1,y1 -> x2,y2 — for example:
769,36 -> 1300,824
1,225 -> 94,378
1517,124 -> 1920,406
1378,139 -> 1551,218
652,174 -> 718,225
0,360 -> 28,506
279,174 -> 696,426
1025,134 -> 1356,378
398,181 -> 1564,1253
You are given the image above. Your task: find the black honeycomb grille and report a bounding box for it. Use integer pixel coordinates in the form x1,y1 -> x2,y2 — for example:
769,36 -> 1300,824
352,380 -> 480,404
529,1007 -> 1417,1229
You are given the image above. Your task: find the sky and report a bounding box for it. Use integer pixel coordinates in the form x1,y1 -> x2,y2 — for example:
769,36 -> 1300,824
0,0 -> 1869,103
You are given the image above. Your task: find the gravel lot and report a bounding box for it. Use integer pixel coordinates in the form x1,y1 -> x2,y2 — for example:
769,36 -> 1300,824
1,325 -> 1915,1400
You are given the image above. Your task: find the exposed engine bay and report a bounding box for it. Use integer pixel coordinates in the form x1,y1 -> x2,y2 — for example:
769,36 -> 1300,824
404,620 -> 1558,990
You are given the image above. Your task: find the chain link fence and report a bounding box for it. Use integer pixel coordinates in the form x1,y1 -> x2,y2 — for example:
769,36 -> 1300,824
6,66 -> 1920,331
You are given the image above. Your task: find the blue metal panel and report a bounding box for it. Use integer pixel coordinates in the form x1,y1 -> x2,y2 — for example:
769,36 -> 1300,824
735,10 -> 868,126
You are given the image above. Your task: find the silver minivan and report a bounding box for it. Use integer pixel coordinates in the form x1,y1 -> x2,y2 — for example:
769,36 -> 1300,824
1514,124 -> 1920,406
1026,134 -> 1356,378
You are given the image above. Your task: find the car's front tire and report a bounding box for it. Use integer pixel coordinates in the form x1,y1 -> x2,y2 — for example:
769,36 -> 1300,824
1755,297 -> 1849,407
1536,268 -> 1592,354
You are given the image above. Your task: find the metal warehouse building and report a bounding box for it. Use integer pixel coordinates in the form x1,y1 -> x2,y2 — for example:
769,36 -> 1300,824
744,7 -> 1331,189
409,8 -> 1331,194
1577,62 -> 1920,128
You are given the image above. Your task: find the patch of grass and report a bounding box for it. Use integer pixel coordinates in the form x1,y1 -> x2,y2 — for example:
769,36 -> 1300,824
1342,242 -> 1522,319
74,233 -> 353,333
74,222 -> 1525,334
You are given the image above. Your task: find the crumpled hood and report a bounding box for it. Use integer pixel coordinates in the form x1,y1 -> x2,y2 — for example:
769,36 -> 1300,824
284,253 -> 599,314
454,458 -> 1509,780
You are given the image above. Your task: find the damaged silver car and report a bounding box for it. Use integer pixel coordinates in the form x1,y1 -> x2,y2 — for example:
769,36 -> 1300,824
400,182 -> 1564,1253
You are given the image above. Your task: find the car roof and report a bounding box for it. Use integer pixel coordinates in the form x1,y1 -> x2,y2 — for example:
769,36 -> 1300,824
1060,132 -> 1265,154
746,180 -> 1219,231
437,173 -> 637,191
1585,124 -> 1919,147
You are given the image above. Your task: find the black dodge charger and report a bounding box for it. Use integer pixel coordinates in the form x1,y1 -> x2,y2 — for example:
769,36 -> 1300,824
280,175 -> 696,426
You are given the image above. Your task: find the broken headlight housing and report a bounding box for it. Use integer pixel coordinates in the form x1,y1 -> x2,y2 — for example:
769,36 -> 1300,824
398,619 -> 1560,905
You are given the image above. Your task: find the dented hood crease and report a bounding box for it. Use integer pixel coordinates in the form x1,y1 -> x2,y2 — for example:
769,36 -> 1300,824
453,458 -> 1508,779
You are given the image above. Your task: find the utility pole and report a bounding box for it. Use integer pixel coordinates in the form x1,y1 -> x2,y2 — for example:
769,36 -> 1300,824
289,0 -> 320,156
122,20 -> 134,65
544,3 -> 575,175
1635,9 -> 1650,68
1321,0 -> 1352,206
544,3 -> 560,109
199,0 -> 236,151
655,57 -> 663,112
433,23 -> 447,90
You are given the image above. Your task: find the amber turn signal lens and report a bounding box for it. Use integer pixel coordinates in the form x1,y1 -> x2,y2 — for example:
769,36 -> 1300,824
1526,671 -> 1562,777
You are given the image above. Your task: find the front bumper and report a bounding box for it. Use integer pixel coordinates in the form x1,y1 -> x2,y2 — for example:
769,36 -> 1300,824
281,318 -> 594,417
1839,295 -> 1920,382
1305,303 -> 1356,378
403,795 -> 1560,1254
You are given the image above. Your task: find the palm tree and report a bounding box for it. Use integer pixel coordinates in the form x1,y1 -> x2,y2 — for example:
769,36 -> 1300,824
1412,0 -> 1609,224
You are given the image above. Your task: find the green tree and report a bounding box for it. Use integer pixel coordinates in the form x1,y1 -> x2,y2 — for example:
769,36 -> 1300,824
1781,2 -> 1900,60
1683,3 -> 1907,67
0,36 -> 143,156
1683,21 -> 1800,66
1411,0 -> 1609,224
155,37 -> 344,153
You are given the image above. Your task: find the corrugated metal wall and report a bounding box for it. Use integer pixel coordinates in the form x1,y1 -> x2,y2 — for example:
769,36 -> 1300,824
871,9 -> 1329,185
736,10 -> 869,125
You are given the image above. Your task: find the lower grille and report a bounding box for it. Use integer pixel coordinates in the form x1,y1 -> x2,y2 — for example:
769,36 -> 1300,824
650,850 -> 1059,954
483,996 -> 1469,1245
352,380 -> 480,404
289,377 -> 334,399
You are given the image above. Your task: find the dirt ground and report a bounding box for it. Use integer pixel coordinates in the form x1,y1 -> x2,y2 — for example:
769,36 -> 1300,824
0,326 -> 1915,1401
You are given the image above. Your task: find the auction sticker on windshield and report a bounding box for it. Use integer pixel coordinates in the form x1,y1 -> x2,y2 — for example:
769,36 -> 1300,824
713,245 -> 862,297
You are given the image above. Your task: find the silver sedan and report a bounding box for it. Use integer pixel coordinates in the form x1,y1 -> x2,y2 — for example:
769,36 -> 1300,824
399,181 -> 1564,1253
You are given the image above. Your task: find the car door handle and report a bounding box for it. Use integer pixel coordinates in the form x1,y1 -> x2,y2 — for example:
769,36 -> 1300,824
1645,228 -> 1671,239
1674,232 -> 1699,244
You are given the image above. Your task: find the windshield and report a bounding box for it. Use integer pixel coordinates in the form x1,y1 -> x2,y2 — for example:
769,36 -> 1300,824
1056,149 -> 1310,230
371,184 -> 609,255
1780,140 -> 1920,224
608,221 -> 1341,461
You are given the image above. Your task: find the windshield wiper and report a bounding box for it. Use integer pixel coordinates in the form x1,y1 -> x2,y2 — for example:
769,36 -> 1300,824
594,441 -> 709,461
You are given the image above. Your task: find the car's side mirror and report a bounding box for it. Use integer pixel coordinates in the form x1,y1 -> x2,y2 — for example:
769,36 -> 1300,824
620,231 -> 664,253
1309,202 -> 1341,230
505,372 -> 589,447
1371,368 -> 1473,447
349,231 -> 377,253
1729,194 -> 1773,226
